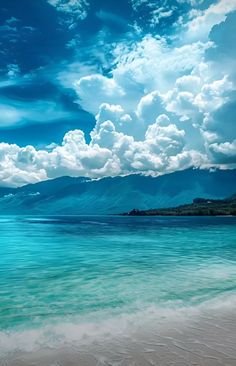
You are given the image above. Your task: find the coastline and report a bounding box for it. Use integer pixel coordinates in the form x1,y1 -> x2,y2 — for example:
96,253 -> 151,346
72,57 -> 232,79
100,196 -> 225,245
1,215 -> 235,366
120,195 -> 236,217
2,296 -> 236,366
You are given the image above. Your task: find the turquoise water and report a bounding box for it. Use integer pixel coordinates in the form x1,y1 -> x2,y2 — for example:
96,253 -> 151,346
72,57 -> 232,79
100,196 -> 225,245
0,215 -> 236,349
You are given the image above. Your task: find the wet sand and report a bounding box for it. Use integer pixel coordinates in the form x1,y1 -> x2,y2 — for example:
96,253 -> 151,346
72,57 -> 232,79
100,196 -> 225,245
2,306 -> 236,366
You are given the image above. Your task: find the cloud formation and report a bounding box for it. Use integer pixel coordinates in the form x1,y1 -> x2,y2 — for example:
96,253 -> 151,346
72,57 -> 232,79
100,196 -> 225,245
0,1 -> 236,187
182,0 -> 236,42
47,0 -> 89,26
0,117 -> 206,187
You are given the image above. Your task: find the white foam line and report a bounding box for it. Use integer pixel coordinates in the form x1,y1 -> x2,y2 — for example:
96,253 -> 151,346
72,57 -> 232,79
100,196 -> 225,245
1,292 -> 236,356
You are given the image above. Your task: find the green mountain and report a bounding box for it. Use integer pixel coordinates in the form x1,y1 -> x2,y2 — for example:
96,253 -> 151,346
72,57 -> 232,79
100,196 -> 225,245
122,195 -> 236,216
0,169 -> 235,215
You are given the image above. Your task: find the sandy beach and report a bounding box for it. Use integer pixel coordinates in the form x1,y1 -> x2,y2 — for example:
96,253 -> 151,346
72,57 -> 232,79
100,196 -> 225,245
2,303 -> 236,366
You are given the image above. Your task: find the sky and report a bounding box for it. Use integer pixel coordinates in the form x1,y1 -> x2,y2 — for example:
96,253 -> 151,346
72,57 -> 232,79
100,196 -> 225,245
0,0 -> 236,187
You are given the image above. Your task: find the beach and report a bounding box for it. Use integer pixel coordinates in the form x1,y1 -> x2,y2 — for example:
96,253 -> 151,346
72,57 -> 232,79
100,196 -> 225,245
0,215 -> 236,365
2,300 -> 236,366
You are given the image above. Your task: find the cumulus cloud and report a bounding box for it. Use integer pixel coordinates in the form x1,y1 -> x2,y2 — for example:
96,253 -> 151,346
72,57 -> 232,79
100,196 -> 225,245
74,74 -> 125,114
164,74 -> 233,125
203,99 -> 236,143
0,114 -> 206,187
1,2 -> 236,187
208,140 -> 236,165
0,143 -> 47,187
182,0 -> 236,42
71,6 -> 236,173
136,91 -> 165,123
75,35 -> 209,117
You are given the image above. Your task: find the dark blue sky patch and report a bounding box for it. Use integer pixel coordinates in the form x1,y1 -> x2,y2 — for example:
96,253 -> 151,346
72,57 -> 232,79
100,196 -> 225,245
0,109 -> 95,147
0,0 -> 74,73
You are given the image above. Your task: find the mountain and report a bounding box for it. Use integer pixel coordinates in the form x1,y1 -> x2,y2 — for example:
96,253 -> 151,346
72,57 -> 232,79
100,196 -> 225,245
0,169 -> 236,215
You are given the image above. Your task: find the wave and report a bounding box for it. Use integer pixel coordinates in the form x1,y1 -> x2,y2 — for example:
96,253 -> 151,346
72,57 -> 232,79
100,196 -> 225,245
1,292 -> 236,356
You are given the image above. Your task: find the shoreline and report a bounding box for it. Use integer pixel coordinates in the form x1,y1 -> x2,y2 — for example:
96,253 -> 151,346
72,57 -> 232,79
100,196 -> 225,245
2,299 -> 236,366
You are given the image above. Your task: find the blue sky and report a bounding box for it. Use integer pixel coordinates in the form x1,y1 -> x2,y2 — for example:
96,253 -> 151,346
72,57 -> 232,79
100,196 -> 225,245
0,0 -> 236,187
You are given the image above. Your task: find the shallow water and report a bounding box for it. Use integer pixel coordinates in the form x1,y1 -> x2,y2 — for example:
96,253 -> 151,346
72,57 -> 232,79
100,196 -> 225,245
0,215 -> 236,358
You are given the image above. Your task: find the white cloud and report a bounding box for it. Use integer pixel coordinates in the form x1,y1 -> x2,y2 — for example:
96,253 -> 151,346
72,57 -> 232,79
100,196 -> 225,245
112,36 -> 208,94
0,114 -> 203,187
195,76 -> 233,111
136,91 -> 165,123
47,0 -> 89,26
164,74 -> 233,125
0,143 -> 47,187
74,35 -> 209,118
1,1 -> 236,187
145,118 -> 185,151
208,140 -> 236,164
182,0 -> 236,42
74,74 -> 125,114
149,9 -> 173,27
66,6 -> 236,177
48,0 -> 88,18
95,103 -> 133,136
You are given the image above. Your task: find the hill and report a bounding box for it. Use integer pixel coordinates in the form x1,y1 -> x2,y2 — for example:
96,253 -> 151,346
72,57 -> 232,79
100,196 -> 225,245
122,195 -> 236,216
0,169 -> 235,215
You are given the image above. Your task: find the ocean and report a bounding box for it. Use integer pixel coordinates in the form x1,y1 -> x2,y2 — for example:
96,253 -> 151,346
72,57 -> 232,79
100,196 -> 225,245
0,215 -> 236,365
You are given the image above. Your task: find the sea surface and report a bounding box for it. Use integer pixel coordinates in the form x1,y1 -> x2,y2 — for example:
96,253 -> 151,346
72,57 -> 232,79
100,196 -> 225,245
0,215 -> 236,360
